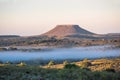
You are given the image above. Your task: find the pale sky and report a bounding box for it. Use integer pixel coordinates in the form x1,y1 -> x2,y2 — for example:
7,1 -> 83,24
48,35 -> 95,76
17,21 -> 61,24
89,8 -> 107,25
0,0 -> 120,36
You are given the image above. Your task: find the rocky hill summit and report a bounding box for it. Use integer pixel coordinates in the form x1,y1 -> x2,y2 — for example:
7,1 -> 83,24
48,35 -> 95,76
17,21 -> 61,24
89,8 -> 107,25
42,25 -> 94,37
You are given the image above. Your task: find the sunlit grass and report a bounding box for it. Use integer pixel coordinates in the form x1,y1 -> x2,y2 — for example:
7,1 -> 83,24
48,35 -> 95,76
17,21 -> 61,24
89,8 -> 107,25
0,58 -> 120,80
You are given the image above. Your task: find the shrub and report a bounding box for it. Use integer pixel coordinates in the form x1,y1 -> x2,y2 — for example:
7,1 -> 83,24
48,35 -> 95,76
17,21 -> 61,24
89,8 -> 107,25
104,68 -> 115,73
48,60 -> 55,68
63,60 -> 69,65
0,47 -> 7,51
17,62 -> 26,67
80,59 -> 91,68
64,63 -> 79,69
80,62 -> 91,68
0,61 -> 3,64
8,47 -> 17,50
83,58 -> 89,62
5,61 -> 11,64
82,67 -> 91,71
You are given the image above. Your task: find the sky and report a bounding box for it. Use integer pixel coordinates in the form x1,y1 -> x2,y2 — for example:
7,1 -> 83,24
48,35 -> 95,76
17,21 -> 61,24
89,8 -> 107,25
0,0 -> 120,36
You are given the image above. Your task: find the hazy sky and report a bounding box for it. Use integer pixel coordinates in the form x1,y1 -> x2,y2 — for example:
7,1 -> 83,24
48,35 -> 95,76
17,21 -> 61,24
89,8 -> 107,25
0,0 -> 120,36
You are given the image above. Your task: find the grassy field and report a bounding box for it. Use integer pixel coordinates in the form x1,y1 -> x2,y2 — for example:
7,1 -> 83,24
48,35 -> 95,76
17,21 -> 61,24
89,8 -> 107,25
0,58 -> 120,80
43,58 -> 120,71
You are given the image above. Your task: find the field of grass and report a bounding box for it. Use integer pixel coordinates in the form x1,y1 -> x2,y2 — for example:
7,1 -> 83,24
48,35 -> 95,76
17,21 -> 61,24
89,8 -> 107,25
43,58 -> 120,72
0,58 -> 120,80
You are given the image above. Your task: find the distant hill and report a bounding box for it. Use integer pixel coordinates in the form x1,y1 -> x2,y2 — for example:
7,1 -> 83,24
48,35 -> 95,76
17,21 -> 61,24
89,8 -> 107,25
0,35 -> 20,38
106,33 -> 120,36
42,25 -> 94,37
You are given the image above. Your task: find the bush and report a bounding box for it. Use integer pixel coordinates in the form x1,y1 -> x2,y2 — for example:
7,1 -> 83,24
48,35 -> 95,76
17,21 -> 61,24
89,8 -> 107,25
63,60 -> 69,65
5,61 -> 11,64
64,63 -> 79,69
104,68 -> 115,73
0,61 -> 3,64
0,47 -> 7,51
80,61 -> 91,68
83,58 -> 89,62
8,47 -> 17,50
80,59 -> 91,68
48,60 -> 55,68
17,62 -> 26,67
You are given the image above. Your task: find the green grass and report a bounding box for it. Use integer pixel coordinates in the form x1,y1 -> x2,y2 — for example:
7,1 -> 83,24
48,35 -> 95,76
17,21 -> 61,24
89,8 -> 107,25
0,65 -> 120,80
0,58 -> 120,80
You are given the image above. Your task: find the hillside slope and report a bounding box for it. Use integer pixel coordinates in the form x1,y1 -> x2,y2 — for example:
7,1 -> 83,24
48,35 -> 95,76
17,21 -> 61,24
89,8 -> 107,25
42,25 -> 94,37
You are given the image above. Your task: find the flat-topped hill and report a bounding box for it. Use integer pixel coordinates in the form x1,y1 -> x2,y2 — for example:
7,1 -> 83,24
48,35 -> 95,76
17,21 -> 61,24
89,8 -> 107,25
42,25 -> 94,37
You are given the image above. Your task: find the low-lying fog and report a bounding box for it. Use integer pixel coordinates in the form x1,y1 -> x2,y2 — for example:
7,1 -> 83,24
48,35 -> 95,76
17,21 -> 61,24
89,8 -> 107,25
0,45 -> 120,62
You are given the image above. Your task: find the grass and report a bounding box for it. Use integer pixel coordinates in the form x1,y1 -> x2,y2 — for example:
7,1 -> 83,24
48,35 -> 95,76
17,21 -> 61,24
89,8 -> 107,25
43,58 -> 120,72
0,58 -> 120,80
0,65 -> 120,80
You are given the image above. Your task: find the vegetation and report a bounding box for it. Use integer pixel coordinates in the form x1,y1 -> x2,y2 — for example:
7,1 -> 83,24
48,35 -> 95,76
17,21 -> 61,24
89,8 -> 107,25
0,35 -> 120,47
63,60 -> 69,65
47,60 -> 55,68
0,58 -> 120,80
64,63 -> 79,69
79,58 -> 92,68
8,47 -> 17,50
0,64 -> 120,80
42,58 -> 120,72
17,62 -> 27,67
5,61 -> 11,65
0,48 -> 7,51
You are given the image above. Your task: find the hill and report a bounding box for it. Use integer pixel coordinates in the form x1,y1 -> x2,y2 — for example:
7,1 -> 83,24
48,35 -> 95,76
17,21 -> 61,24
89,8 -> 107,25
42,25 -> 94,37
0,35 -> 20,38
